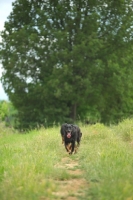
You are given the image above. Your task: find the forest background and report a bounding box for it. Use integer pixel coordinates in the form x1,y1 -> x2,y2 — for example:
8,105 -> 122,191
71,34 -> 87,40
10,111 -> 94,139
0,0 -> 133,129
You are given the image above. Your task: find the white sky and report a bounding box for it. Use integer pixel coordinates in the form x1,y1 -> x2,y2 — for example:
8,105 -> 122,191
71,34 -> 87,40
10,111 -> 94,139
0,0 -> 14,100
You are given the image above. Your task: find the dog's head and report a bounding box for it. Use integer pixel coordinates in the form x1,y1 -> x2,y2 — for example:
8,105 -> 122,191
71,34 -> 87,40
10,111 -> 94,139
65,124 -> 73,138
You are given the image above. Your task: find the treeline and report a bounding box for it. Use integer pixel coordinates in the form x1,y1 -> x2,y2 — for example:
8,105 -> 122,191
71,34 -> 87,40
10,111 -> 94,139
1,0 -> 133,129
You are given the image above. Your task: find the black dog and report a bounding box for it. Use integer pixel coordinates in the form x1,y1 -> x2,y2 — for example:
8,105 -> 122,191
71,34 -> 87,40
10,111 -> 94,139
60,123 -> 82,154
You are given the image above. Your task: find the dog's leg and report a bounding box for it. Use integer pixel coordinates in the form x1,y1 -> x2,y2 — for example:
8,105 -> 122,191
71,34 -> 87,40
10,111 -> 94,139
74,140 -> 80,154
65,142 -> 71,153
70,141 -> 75,154
65,143 -> 69,152
77,141 -> 80,148
67,143 -> 72,153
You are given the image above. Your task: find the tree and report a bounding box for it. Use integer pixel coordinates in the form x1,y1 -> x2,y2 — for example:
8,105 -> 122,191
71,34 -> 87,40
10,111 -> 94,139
0,100 -> 16,126
0,0 -> 133,129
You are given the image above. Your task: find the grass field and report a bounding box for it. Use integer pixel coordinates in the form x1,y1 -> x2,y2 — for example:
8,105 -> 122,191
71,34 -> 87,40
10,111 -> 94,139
1,119 -> 133,199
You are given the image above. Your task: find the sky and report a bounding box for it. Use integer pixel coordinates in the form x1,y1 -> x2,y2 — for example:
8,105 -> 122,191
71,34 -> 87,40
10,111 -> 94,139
0,0 -> 15,100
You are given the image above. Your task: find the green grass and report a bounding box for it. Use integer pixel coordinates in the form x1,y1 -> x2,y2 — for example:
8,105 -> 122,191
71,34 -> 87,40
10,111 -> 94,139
0,125 -> 70,200
1,119 -> 133,199
78,122 -> 133,199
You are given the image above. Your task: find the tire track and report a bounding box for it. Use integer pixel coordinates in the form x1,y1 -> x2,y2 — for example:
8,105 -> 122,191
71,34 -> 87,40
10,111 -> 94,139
53,156 -> 88,199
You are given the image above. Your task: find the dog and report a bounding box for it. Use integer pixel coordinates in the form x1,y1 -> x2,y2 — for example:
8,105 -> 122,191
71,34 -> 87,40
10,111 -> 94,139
60,123 -> 82,154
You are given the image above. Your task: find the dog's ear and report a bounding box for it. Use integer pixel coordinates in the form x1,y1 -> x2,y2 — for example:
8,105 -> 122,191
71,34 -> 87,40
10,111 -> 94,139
71,124 -> 75,128
72,124 -> 76,128
65,123 -> 68,128
71,125 -> 77,133
70,124 -> 75,130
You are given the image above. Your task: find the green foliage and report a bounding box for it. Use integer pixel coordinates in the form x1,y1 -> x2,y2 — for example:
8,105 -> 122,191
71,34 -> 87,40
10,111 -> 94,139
0,101 -> 9,120
1,0 -> 133,129
0,101 -> 17,126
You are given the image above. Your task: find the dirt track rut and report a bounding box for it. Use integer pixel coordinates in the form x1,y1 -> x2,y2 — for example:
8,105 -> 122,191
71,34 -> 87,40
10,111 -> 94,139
53,155 -> 88,200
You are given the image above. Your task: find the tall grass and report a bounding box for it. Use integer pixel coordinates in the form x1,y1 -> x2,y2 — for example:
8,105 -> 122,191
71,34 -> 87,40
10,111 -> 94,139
78,121 -> 133,199
0,124 -> 70,200
1,119 -> 133,199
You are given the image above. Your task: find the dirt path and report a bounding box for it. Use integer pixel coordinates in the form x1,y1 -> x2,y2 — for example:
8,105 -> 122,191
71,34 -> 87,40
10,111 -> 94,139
53,155 -> 89,200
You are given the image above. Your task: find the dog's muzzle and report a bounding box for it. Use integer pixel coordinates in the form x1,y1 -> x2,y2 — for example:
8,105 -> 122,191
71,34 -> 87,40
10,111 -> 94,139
67,132 -> 71,138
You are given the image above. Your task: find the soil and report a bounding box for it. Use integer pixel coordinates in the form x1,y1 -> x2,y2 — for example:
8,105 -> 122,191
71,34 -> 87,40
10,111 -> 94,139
53,154 -> 89,200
